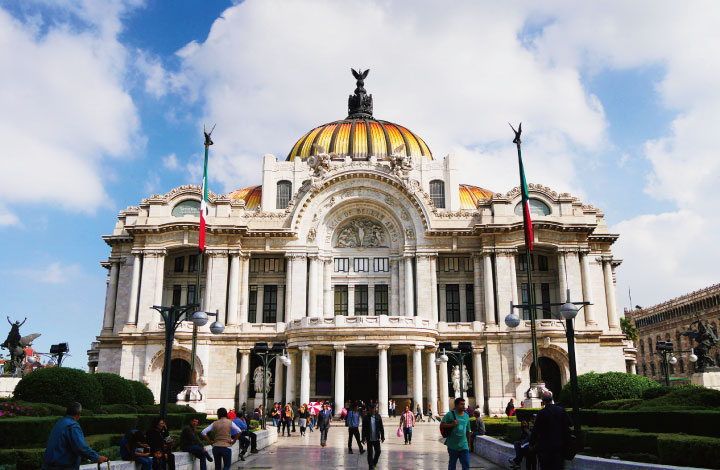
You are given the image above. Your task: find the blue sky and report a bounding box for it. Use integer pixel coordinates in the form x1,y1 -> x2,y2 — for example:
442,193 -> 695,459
0,1 -> 718,369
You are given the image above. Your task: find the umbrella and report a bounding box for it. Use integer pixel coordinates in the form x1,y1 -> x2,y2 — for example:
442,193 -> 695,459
307,402 -> 322,415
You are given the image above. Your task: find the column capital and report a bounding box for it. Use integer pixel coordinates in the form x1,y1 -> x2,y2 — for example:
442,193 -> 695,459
286,253 -> 307,260
206,249 -> 229,257
377,344 -> 390,351
299,345 -> 312,352
334,344 -> 346,351
557,247 -> 579,254
425,347 -> 437,354
228,249 -> 243,256
240,252 -> 251,260
108,256 -> 125,264
597,255 -> 613,263
494,248 -> 517,255
238,347 -> 253,354
413,345 -> 425,352
308,253 -> 320,261
403,253 -> 415,260
416,251 -> 438,260
138,248 -> 167,257
481,247 -> 495,255
472,252 -> 483,262
472,346 -> 486,353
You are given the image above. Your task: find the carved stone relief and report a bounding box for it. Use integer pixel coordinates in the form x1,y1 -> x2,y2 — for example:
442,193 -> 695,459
335,218 -> 387,248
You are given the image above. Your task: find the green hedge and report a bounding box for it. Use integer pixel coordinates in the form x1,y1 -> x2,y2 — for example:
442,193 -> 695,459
100,404 -> 138,414
13,368 -> 102,411
592,399 -> 642,410
583,427 -> 658,455
657,434 -> 720,468
129,380 -> 155,406
0,448 -> 45,470
94,373 -> 135,406
0,416 -> 58,447
559,371 -> 660,408
579,409 -> 720,437
514,408 -> 540,422
485,420 -> 521,441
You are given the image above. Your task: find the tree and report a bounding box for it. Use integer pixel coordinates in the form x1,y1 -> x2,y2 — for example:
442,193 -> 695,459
621,317 -> 639,343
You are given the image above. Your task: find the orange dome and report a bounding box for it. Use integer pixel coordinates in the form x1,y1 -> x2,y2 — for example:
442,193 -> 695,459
229,185 -> 261,210
459,184 -> 493,209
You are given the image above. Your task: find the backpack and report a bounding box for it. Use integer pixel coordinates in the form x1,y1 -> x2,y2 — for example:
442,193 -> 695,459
440,411 -> 457,438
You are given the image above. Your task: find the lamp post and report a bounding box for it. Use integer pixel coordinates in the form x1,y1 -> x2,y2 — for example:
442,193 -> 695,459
436,342 -> 474,401
252,342 -> 290,430
151,304 -> 225,420
654,341 -> 695,387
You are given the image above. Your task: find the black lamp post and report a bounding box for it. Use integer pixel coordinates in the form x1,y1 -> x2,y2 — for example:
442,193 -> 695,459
436,342 -> 474,401
252,342 -> 289,429
655,340 -> 695,387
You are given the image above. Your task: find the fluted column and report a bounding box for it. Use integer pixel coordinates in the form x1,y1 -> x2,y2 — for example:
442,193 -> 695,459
391,259 -> 400,315
285,350 -> 296,403
413,346 -> 423,411
415,254 -> 433,320
256,285 -> 264,323
238,348 -> 251,409
404,255 -> 415,316
153,252 -> 165,307
103,260 -> 120,330
509,252 -> 519,306
284,254 -> 292,321
439,285 -> 447,321
483,251 -> 496,324
274,354 -> 285,404
203,253 -> 214,311
368,285 -> 375,316
300,346 -> 311,405
334,345 -> 345,417
439,356 -> 450,414
126,252 -> 141,326
308,255 -> 320,317
239,254 -> 250,324
427,349 -> 438,417
378,345 -> 389,417
472,254 -> 482,323
430,256 -> 439,322
287,254 -> 307,320
459,282 -> 467,322
348,286 -> 355,316
277,285 -> 285,322
580,251 -> 596,325
137,249 -> 163,329
323,259 -> 333,318
227,252 -> 240,325
603,258 -> 620,329
472,347 -> 485,413
558,250 -> 568,302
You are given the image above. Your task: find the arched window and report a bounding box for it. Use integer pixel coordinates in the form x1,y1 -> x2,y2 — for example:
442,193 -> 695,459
514,198 -> 551,217
276,180 -> 292,209
429,180 -> 445,208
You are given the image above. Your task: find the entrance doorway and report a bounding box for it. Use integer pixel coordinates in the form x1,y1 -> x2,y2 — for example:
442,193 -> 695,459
345,356 -> 378,404
168,358 -> 191,403
530,357 -> 562,398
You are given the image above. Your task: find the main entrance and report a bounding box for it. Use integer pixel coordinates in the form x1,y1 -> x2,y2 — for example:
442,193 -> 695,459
168,358 -> 191,403
530,357 -> 562,398
345,356 -> 378,404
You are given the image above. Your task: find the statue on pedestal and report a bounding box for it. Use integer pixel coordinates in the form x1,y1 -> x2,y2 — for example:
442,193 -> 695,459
1,317 -> 41,376
682,316 -> 720,372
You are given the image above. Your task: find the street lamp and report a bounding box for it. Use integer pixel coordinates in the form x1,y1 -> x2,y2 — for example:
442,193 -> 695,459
654,341 -> 693,387
437,341 -> 473,401
252,342 -> 290,430
151,304 -> 225,420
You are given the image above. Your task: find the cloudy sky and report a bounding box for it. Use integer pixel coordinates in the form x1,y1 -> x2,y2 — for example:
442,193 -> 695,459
0,0 -> 718,368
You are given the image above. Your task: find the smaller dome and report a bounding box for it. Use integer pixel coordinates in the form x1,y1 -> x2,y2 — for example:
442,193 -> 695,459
229,185 -> 261,210
459,184 -> 493,209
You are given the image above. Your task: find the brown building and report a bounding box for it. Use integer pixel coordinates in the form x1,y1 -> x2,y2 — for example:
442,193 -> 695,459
627,284 -> 720,383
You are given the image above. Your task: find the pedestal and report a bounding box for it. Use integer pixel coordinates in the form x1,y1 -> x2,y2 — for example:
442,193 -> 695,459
691,370 -> 720,390
176,385 -> 205,412
522,382 -> 547,408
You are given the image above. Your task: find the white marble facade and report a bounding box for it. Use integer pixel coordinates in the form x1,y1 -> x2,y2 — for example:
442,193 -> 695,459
95,117 -> 628,416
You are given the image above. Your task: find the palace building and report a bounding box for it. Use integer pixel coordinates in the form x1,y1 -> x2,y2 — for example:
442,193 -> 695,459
94,72 -> 628,416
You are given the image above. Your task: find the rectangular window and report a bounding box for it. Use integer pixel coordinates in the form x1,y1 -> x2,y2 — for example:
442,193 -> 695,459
173,256 -> 184,273
250,258 -> 260,273
355,285 -> 369,315
262,285 -> 277,323
518,255 -> 535,271
541,283 -> 551,319
446,284 -> 460,322
187,285 -> 197,305
430,180 -> 445,208
391,354 -> 408,395
538,255 -> 549,271
373,257 -> 389,272
521,283 -> 537,320
334,258 -> 349,272
334,285 -> 348,315
172,285 -> 182,306
248,286 -> 257,323
466,284 -> 475,322
374,284 -> 389,315
354,258 -> 369,272
276,181 -> 292,209
188,255 -> 198,273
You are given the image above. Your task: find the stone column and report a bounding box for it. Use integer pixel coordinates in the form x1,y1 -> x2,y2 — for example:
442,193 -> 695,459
509,252 -> 519,306
459,282 -> 467,322
580,251 -> 596,325
404,255 -> 415,316
274,354 -> 285,404
472,254 -> 482,323
472,347 -> 485,413
126,252 -> 142,326
307,255 -> 320,317
334,345 -> 345,417
558,251 -> 568,301
427,349 -> 438,417
300,346 -> 311,405
439,284 -> 447,321
227,253 -> 240,325
277,285 -> 285,322
153,252 -> 165,307
287,255 -> 307,321
378,345 -> 389,417
256,285 -> 264,323
430,256 -> 439,322
239,254 -> 250,324
415,254 -> 433,320
368,285 -> 375,316
603,258 -> 620,329
206,250 -> 229,318
348,286 -> 355,316
238,348 -> 251,409
483,251 -> 496,324
284,254 -> 292,321
494,250 -> 514,323
102,260 -> 120,330
323,259 -> 333,318
439,357 -> 450,414
285,350 -> 296,403
413,346 -> 424,411
391,259 -> 400,315
137,250 -> 162,329
203,253 -> 214,311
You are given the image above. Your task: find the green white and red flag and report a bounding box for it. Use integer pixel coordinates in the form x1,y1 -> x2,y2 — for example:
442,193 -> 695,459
199,148 -> 209,251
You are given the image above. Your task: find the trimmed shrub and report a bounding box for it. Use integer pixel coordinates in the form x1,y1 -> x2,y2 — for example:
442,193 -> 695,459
637,385 -> 720,410
14,367 -> 102,411
514,408 -> 540,422
138,404 -> 160,414
657,434 -> 720,468
593,399 -> 642,410
0,448 -> 45,470
78,414 -> 137,436
583,427 -> 658,455
100,403 -> 138,414
167,403 -> 197,413
129,380 -> 155,406
94,373 -> 135,406
0,416 -> 59,447
560,371 -> 659,408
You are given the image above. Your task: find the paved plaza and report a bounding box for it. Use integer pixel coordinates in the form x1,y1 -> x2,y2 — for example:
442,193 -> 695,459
233,423 -> 502,470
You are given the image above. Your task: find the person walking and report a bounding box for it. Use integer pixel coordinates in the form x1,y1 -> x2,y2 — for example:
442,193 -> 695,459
42,402 -> 108,470
346,403 -> 365,454
505,398 -> 515,417
281,404 -> 293,436
298,404 -> 310,436
529,391 -> 572,470
427,404 -> 437,422
415,403 -> 424,422
272,404 -> 281,432
291,401 -> 298,433
180,418 -> 213,470
361,403 -> 384,470
201,408 -> 243,470
317,402 -> 333,447
399,405 -> 415,445
440,397 -> 472,470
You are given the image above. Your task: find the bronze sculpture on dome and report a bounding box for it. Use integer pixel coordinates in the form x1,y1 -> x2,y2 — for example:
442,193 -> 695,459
348,68 -> 373,118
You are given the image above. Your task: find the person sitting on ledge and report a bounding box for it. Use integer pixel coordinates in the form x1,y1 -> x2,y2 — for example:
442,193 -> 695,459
180,417 -> 213,470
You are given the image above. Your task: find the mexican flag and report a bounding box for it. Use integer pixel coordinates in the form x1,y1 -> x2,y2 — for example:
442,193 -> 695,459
199,148 -> 209,251
517,145 -> 534,251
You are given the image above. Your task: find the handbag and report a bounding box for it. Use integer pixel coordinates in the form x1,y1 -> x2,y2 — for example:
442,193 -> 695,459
396,426 -> 403,437
440,411 -> 457,438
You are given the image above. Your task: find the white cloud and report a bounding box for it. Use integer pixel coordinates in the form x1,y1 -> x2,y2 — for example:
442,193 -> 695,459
16,261 -> 82,284
162,153 -> 179,170
0,4 -> 141,217
0,204 -> 20,227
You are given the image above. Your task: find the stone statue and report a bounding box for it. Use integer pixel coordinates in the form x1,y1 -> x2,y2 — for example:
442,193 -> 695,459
388,144 -> 413,177
252,365 -> 273,393
682,316 -> 720,372
307,144 -> 333,177
1,317 -> 41,375
336,218 -> 386,248
451,364 -> 472,398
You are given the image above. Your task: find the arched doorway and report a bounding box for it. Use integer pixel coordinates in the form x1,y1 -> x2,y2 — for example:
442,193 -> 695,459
530,357 -> 562,399
167,358 -> 191,403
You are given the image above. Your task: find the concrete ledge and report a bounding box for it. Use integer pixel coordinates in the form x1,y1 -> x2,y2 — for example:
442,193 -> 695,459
79,429 -> 277,470
473,435 -> 711,470
0,377 -> 21,398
